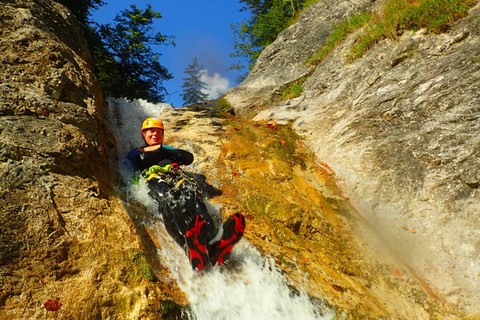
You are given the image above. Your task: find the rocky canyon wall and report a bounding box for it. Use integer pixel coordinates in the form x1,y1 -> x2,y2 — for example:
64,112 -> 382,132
0,1 -> 181,318
2,0 -> 479,318
224,0 -> 480,316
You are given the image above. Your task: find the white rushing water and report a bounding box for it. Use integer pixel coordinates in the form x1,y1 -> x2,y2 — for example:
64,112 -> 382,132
107,98 -> 334,320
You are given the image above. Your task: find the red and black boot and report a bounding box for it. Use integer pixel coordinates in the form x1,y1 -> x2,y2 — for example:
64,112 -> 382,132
186,215 -> 209,271
209,212 -> 246,266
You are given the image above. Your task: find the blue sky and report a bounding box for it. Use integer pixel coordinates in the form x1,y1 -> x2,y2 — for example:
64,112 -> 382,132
90,1 -> 250,107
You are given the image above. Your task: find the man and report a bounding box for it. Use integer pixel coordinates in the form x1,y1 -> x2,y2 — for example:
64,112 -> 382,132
128,117 -> 245,270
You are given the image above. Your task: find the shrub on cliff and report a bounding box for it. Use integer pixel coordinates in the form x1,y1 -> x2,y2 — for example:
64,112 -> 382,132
55,1 -> 173,103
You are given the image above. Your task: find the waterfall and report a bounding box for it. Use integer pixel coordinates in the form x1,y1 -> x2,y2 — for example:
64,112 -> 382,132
107,98 -> 334,320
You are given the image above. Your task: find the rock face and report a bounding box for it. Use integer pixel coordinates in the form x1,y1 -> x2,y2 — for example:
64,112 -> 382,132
225,0 -> 480,315
155,108 -> 451,320
2,0 -> 478,318
225,0 -> 376,118
0,1 -> 183,318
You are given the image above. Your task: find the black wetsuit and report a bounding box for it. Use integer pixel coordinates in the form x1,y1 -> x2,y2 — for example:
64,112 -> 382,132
127,145 -> 217,248
128,144 -> 194,171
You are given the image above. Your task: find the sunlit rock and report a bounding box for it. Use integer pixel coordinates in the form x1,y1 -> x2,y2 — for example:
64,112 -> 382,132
0,1 -> 184,318
226,0 -> 480,316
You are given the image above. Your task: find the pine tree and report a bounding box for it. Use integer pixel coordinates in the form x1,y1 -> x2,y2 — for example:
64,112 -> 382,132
95,5 -> 174,102
180,57 -> 210,107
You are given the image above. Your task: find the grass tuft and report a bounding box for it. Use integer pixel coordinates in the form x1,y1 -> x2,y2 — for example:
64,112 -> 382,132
131,250 -> 154,281
308,0 -> 478,64
307,11 -> 373,64
277,77 -> 308,101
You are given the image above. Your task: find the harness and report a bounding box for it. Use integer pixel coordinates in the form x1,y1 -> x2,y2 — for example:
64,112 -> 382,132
142,163 -> 196,191
144,163 -> 179,182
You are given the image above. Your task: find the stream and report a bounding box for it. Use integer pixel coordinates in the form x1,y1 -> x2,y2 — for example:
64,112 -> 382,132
107,98 -> 334,320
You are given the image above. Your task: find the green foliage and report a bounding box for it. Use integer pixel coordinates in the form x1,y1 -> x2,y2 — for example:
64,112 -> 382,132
252,0 -> 291,48
161,300 -> 181,317
348,19 -> 387,61
309,0 -> 478,64
214,97 -> 234,117
307,11 -> 372,64
180,57 -> 209,106
396,0 -> 478,33
186,97 -> 235,118
54,1 -> 173,102
289,0 -> 320,22
230,0 -> 318,82
278,77 -> 307,100
94,5 -> 174,102
130,250 -> 154,281
351,0 -> 478,59
269,122 -> 302,162
133,174 -> 140,186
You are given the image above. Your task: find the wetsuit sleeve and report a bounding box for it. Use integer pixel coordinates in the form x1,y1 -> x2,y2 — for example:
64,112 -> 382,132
127,145 -> 194,171
160,145 -> 194,165
127,148 -> 141,162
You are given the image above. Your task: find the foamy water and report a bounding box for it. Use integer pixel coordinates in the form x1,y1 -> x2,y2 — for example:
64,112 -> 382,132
107,98 -> 334,320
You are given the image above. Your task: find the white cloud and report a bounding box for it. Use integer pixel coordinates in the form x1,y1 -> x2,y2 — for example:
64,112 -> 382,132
200,69 -> 230,99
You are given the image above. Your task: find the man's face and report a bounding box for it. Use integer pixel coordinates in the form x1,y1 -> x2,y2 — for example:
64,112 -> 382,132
143,128 -> 164,146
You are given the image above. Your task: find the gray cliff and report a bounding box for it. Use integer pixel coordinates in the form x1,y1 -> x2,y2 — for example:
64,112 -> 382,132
225,0 -> 480,315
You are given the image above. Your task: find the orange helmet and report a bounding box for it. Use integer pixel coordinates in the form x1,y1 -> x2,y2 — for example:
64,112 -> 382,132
141,117 -> 164,133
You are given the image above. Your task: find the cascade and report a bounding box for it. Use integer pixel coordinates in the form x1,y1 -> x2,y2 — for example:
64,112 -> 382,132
107,98 -> 334,320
